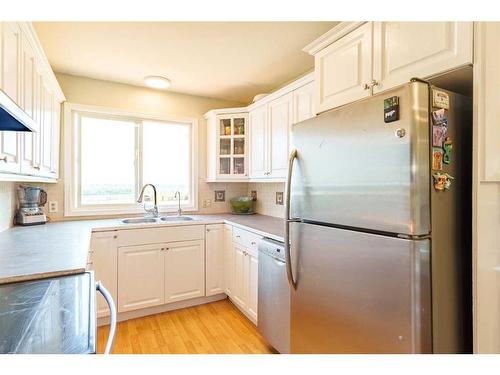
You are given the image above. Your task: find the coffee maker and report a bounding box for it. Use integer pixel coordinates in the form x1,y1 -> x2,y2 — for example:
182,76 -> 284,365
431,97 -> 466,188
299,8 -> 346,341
15,185 -> 48,225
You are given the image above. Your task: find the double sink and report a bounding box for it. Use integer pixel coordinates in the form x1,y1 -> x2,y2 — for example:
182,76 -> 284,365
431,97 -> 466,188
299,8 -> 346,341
121,216 -> 196,224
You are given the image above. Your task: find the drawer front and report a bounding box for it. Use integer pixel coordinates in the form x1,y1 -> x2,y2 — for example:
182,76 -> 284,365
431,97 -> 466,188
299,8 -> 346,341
117,225 -> 205,247
232,226 -> 261,255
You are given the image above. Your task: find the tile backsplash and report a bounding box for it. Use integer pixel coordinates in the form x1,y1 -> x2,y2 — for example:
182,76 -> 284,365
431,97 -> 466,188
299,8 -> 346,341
0,180 -> 285,229
247,182 -> 285,218
0,182 -> 16,232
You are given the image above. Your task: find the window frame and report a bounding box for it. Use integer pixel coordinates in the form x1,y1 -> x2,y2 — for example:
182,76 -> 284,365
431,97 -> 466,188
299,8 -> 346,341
64,102 -> 198,217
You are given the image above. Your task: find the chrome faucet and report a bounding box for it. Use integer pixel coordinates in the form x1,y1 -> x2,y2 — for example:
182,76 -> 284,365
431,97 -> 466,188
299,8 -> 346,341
174,191 -> 182,216
137,184 -> 158,217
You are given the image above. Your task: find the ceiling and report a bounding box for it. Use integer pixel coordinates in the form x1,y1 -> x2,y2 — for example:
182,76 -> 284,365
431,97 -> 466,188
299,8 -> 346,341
33,22 -> 338,104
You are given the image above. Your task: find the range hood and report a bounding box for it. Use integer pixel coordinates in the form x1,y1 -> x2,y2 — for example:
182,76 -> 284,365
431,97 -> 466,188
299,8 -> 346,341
0,90 -> 36,132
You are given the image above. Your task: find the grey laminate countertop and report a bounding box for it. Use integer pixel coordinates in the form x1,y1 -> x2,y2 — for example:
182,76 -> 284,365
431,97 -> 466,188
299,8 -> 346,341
0,214 -> 284,285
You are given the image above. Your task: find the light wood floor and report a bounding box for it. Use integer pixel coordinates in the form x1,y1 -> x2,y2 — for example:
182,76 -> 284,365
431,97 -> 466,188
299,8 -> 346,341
97,299 -> 276,354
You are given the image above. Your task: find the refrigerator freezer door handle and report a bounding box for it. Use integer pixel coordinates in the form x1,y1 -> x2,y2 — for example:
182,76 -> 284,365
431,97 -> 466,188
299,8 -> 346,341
285,149 -> 298,290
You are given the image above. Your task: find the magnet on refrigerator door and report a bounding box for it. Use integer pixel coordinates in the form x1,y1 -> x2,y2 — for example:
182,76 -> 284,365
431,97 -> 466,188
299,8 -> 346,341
443,137 -> 453,164
432,148 -> 444,171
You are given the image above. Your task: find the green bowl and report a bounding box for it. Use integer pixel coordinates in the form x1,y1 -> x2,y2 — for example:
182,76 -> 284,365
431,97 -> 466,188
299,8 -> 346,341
230,196 -> 255,214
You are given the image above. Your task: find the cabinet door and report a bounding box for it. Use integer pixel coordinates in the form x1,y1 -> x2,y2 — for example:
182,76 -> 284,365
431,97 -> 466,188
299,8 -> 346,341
314,22 -> 372,112
0,132 -> 20,173
38,79 -> 53,177
20,36 -> 40,175
246,251 -> 259,323
117,244 -> 165,312
50,98 -> 60,177
205,224 -> 224,296
1,22 -> 21,103
293,81 -> 316,124
223,224 -> 233,296
216,113 -> 248,180
372,22 -> 473,93
164,240 -> 205,303
268,93 -> 293,178
89,231 -> 118,318
249,105 -> 268,178
231,243 -> 247,309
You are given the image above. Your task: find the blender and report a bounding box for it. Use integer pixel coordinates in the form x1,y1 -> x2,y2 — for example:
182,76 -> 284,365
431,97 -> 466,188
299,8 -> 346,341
15,185 -> 48,225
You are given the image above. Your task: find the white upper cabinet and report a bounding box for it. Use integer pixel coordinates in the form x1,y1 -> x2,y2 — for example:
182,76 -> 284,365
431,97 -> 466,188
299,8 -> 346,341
1,22 -> 21,103
293,80 -> 316,124
0,22 -> 64,181
205,109 -> 249,182
249,105 -> 268,178
38,79 -> 55,178
305,21 -> 473,113
268,93 -> 293,178
313,22 -> 373,112
372,22 -> 473,93
247,77 -> 314,181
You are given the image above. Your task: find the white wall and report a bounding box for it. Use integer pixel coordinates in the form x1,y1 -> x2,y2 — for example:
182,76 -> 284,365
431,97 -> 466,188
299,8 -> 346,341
0,182 -> 16,231
19,73 -> 250,222
473,22 -> 500,353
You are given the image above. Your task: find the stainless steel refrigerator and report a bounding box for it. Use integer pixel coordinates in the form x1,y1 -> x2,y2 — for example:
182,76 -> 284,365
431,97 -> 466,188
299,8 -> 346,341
285,80 -> 472,354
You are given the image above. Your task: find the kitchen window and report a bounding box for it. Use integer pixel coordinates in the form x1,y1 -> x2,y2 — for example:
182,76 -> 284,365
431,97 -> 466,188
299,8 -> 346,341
64,103 -> 198,216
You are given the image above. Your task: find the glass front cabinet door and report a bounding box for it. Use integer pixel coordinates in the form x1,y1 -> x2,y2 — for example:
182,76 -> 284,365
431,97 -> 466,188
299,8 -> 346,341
216,113 -> 248,179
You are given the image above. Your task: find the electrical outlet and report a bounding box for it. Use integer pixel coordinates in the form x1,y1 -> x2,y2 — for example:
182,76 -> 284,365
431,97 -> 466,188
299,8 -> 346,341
276,192 -> 284,205
49,201 -> 58,213
203,199 -> 212,208
250,190 -> 257,201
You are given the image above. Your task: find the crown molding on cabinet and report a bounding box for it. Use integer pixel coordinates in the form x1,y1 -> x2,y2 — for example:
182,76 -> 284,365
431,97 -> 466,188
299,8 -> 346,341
246,71 -> 314,111
19,22 -> 66,103
203,106 -> 248,119
203,71 -> 315,118
302,21 -> 366,56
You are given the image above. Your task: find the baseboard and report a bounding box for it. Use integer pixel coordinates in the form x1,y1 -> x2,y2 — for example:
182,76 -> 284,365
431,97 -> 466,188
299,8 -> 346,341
97,293 -> 227,326
227,296 -> 257,325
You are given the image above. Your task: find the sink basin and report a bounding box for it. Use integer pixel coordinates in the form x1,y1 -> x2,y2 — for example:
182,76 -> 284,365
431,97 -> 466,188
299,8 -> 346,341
121,217 -> 158,224
160,216 -> 195,222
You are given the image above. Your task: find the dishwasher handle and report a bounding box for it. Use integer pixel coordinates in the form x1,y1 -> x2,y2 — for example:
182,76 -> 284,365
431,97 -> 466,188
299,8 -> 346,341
96,281 -> 116,354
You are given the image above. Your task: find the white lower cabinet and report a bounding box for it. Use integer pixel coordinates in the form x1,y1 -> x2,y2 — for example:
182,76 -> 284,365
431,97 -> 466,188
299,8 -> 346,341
246,251 -> 259,322
88,231 -> 118,318
118,243 -> 165,313
205,224 -> 225,296
164,239 -> 205,303
223,224 -> 233,296
231,243 -> 247,309
92,223 -> 259,324
230,240 -> 259,324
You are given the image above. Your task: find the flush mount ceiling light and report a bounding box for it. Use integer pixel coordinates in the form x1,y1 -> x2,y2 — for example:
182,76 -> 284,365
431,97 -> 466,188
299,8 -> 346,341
144,75 -> 171,90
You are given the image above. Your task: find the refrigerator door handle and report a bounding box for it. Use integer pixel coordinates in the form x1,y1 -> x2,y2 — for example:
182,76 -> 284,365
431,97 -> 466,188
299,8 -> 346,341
285,149 -> 298,290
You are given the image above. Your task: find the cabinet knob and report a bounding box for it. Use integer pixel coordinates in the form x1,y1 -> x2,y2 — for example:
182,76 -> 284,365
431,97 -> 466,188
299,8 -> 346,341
363,83 -> 370,91
113,235 -> 117,239
206,229 -> 210,232
0,156 -> 7,163
371,79 -> 379,87
251,241 -> 256,245
33,166 -> 40,170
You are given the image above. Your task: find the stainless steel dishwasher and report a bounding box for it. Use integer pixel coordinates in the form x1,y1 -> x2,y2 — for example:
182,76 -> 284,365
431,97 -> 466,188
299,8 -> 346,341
257,238 -> 290,354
